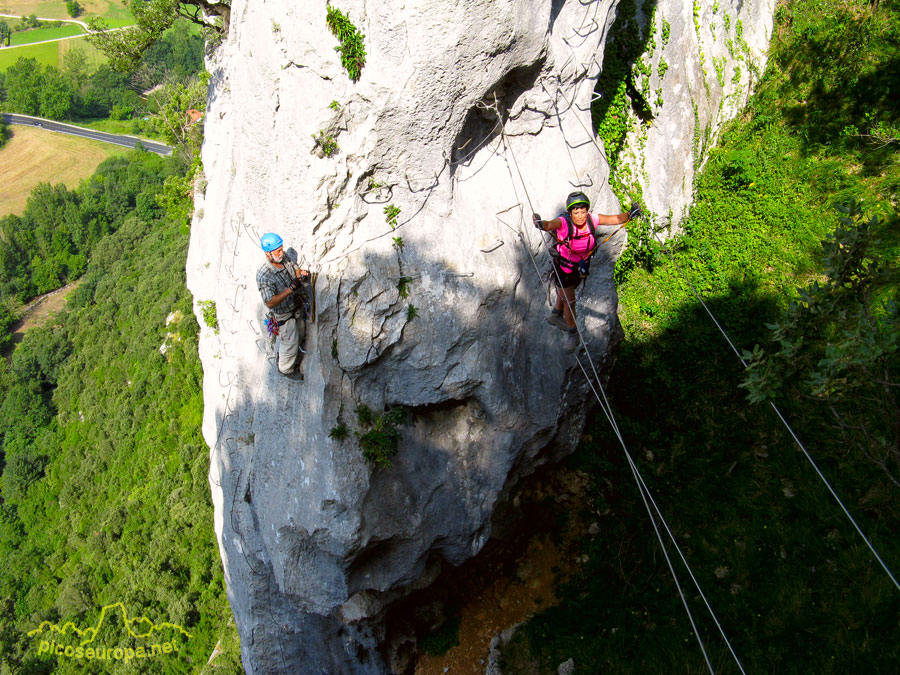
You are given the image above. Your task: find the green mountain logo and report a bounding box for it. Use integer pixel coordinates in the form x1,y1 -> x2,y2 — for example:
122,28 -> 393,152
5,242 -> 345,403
28,602 -> 190,662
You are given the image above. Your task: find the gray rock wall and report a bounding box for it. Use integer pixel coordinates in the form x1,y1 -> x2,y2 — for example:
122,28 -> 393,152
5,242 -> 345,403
186,0 -> 773,672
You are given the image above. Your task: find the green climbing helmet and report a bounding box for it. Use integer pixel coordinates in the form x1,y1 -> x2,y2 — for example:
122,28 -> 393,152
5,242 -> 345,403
566,191 -> 590,212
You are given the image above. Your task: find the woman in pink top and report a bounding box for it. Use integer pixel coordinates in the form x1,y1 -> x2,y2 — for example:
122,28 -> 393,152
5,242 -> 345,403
533,191 -> 640,351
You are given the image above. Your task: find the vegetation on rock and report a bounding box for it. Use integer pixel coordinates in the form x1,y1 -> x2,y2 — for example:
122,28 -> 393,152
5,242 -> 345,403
88,0 -> 229,73
325,3 -> 366,82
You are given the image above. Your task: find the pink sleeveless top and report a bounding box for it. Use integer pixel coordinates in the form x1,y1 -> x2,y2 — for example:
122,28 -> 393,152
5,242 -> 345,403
556,214 -> 598,264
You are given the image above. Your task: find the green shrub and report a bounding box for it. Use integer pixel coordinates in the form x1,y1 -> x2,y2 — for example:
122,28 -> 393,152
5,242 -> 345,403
329,423 -> 349,441
384,204 -> 401,229
356,403 -> 375,427
397,276 -> 413,299
198,299 -> 218,332
419,613 -> 460,656
109,103 -> 134,120
325,4 -> 366,81
357,407 -> 407,468
312,130 -> 339,156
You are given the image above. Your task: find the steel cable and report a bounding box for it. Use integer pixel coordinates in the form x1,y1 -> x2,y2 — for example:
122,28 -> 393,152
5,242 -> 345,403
651,232 -> 900,593
492,106 -> 726,672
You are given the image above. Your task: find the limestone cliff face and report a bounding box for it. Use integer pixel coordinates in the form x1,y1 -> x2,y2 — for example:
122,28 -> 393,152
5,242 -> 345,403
615,0 -> 776,224
186,0 -> 772,672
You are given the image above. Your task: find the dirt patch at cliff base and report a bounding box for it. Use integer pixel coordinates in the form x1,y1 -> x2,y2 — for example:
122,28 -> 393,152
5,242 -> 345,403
415,534 -> 561,675
4,280 -> 81,353
408,466 -> 594,675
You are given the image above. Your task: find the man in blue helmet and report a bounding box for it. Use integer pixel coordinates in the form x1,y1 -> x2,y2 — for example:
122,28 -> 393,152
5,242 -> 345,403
256,233 -> 310,379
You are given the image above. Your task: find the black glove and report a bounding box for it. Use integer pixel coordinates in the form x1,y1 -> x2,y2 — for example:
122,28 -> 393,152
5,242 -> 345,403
290,277 -> 303,291
533,213 -> 544,230
628,202 -> 643,220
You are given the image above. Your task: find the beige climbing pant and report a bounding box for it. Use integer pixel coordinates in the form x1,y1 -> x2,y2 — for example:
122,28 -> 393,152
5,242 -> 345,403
275,312 -> 305,374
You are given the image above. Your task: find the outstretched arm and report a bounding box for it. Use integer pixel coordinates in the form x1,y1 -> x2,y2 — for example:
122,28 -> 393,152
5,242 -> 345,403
533,214 -> 563,232
595,202 -> 642,226
593,212 -> 629,226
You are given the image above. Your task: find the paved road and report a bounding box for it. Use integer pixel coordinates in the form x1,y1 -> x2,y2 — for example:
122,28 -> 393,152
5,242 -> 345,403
0,12 -> 90,29
2,112 -> 172,155
0,15 -> 130,48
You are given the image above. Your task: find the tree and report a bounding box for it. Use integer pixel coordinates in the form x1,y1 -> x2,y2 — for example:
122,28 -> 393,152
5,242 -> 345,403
11,322 -> 72,387
87,0 -> 230,72
138,18 -> 206,84
148,73 -> 208,147
61,48 -> 90,87
3,58 -> 75,119
3,58 -> 42,115
0,305 -> 14,350
0,20 -> 10,47
37,71 -> 76,119
79,64 -> 141,117
65,0 -> 82,18
0,383 -> 51,442
0,119 -> 10,150
743,202 -> 900,487
0,442 -> 48,504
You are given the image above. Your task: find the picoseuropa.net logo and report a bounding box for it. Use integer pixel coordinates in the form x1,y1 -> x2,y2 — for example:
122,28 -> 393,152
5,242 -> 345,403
28,601 -> 191,663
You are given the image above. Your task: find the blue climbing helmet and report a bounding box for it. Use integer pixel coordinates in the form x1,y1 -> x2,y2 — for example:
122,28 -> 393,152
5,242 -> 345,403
260,232 -> 283,252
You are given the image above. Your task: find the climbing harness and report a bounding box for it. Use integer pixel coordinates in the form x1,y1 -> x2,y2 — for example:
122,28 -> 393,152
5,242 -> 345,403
540,212 -> 602,292
556,213 -> 598,276
264,311 -> 281,337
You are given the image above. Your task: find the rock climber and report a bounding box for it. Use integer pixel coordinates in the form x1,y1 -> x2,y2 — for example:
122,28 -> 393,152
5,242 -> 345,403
533,191 -> 641,352
256,232 -> 310,380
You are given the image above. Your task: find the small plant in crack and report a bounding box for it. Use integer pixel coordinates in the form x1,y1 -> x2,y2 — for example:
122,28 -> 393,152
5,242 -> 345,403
357,407 -> 407,468
397,276 -> 413,299
312,130 -> 339,156
384,204 -> 401,229
329,423 -> 349,441
325,3 -> 366,81
356,403 -> 375,427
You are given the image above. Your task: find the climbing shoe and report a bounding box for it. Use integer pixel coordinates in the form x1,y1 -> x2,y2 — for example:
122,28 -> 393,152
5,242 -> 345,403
547,310 -> 568,331
280,367 -> 304,381
564,328 -> 580,353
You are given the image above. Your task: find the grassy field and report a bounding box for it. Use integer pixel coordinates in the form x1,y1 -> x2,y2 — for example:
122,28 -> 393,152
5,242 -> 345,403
0,0 -> 131,21
77,117 -> 166,143
8,24 -> 85,45
0,33 -> 106,70
0,125 -> 126,216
